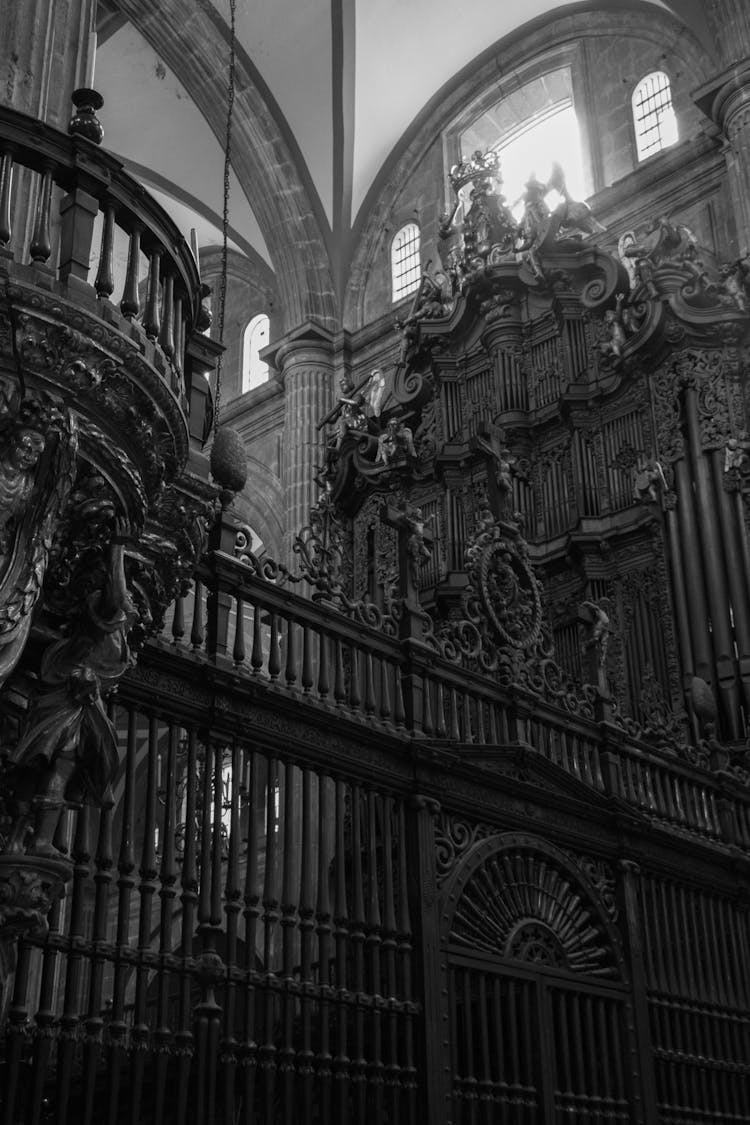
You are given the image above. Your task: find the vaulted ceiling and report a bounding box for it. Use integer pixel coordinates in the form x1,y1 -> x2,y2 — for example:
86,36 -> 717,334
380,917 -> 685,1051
98,0 -> 713,324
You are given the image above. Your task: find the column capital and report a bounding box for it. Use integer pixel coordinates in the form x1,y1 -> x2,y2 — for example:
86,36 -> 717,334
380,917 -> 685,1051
694,58 -> 750,131
264,320 -> 335,375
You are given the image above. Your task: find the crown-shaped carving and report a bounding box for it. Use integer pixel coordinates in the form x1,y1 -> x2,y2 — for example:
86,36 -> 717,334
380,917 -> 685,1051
449,149 -> 500,194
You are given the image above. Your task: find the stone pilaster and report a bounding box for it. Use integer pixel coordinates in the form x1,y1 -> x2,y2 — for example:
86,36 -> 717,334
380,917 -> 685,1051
275,326 -> 335,564
705,1 -> 750,68
695,4 -> 750,255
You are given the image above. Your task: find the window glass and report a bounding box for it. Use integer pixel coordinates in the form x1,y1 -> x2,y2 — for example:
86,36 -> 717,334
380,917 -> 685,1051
632,71 -> 677,161
391,222 -> 421,302
242,313 -> 270,392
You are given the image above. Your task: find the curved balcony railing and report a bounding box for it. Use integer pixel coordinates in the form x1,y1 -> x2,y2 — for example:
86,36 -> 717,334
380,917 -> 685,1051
0,101 -> 203,408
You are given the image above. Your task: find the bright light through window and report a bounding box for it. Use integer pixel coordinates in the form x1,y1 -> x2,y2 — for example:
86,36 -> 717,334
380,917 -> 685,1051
496,103 -> 586,216
242,313 -> 270,393
632,71 -> 677,160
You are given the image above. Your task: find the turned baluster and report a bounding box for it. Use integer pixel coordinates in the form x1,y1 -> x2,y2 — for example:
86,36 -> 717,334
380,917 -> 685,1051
284,616 -> 297,688
364,651 -> 376,715
190,579 -> 205,651
94,203 -> 115,299
348,646 -> 362,713
250,600 -> 264,674
434,680 -> 447,737
268,613 -> 281,680
366,791 -> 385,1120
120,222 -> 142,318
317,630 -> 330,701
241,750 -> 261,1115
349,785 -> 367,1119
29,164 -> 54,263
379,658 -> 392,723
393,665 -> 406,729
474,696 -> 486,744
153,724 -> 179,1123
221,741 -> 243,1120
316,774 -> 333,1120
0,148 -> 13,247
331,779 -> 349,1123
143,248 -> 162,339
397,800 -> 416,1111
462,690 -> 474,743
333,637 -> 346,706
233,596 -> 246,666
449,687 -> 461,741
488,702 -> 499,744
422,676 -> 435,737
159,271 -> 175,359
301,624 -> 313,694
171,594 -> 185,646
278,762 -> 298,1117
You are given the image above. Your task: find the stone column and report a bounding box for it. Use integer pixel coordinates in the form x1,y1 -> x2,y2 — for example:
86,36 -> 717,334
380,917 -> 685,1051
275,326 -> 335,564
1,0 -> 95,127
694,4 -> 750,255
0,0 -> 97,259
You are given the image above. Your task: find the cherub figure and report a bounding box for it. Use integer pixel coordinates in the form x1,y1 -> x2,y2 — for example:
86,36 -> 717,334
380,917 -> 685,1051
365,368 -> 387,418
0,424 -> 46,558
7,522 -> 139,857
724,433 -> 750,473
546,161 -> 605,239
376,418 -> 417,466
404,507 -> 434,580
333,396 -> 367,450
634,460 -> 667,503
579,600 -> 612,667
718,263 -> 749,312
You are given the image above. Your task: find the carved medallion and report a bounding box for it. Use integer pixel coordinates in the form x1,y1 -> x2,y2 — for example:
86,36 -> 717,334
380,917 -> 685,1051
467,515 -> 543,651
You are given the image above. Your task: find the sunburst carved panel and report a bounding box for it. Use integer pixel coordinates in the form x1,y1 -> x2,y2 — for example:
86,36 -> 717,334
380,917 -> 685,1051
448,841 -> 621,979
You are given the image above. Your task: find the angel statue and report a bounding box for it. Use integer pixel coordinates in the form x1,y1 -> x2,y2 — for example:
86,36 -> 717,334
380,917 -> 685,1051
6,521 -> 138,857
0,422 -> 46,561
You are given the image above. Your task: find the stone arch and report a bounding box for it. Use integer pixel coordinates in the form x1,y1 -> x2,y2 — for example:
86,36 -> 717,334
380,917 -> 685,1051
440,831 -> 627,981
344,2 -> 712,332
111,0 -> 336,334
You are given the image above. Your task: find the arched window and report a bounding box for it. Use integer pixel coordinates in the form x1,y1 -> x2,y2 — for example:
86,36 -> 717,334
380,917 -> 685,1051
632,71 -> 677,161
242,313 -> 270,393
391,222 -> 421,302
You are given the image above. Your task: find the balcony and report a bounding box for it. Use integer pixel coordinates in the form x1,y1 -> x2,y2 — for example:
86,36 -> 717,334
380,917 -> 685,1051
0,99 -> 214,465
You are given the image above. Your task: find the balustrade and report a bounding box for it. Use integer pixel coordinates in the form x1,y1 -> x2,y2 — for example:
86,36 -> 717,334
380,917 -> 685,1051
0,104 -> 203,409
150,541 -> 750,864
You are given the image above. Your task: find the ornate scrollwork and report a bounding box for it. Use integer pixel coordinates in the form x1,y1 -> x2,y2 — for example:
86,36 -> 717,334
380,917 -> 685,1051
0,398 -> 78,685
465,514 -> 543,651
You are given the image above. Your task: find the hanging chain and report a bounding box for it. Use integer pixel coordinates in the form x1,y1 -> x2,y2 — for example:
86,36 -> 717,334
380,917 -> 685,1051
213,0 -> 237,432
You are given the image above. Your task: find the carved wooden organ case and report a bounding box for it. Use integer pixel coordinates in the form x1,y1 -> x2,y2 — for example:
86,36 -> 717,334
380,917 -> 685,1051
324,168 -> 750,748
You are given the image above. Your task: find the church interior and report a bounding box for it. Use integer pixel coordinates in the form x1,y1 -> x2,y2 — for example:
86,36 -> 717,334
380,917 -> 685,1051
2,1 -> 750,1121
